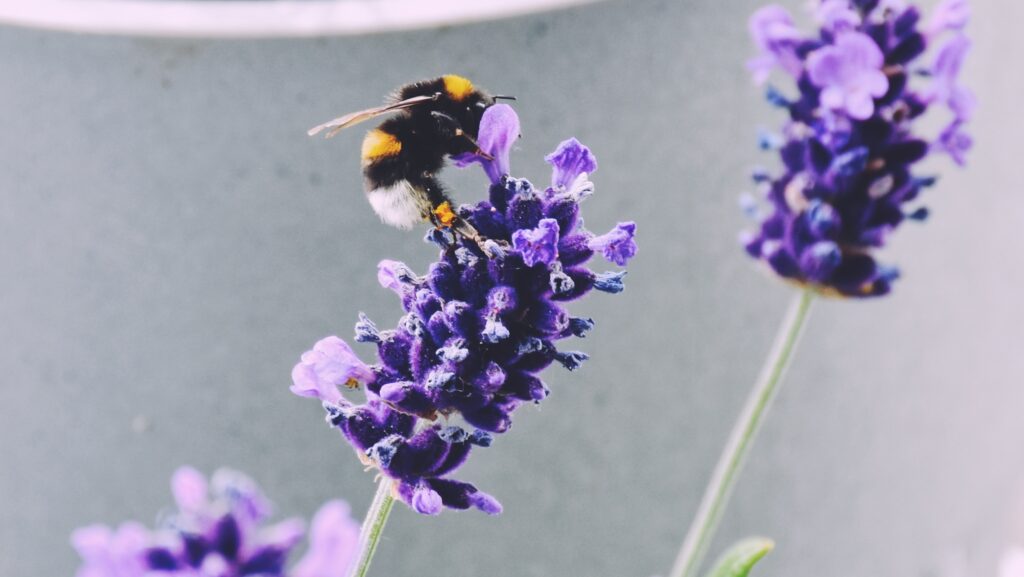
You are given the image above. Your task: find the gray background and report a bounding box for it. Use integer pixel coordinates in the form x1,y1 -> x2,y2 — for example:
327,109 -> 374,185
1,1 -> 1022,576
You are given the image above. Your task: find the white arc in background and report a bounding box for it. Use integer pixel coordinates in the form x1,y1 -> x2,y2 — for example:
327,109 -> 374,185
0,0 -> 605,37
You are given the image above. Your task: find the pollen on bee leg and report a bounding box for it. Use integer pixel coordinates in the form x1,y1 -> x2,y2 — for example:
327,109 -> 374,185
433,202 -> 457,228
344,377 -> 361,390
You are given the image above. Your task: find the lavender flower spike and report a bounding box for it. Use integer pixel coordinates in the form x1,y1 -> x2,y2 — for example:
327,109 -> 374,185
292,104 -> 636,514
741,0 -> 974,297
72,467 -> 359,577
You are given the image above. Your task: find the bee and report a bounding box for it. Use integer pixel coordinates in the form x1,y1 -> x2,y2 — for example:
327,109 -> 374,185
308,75 -> 515,250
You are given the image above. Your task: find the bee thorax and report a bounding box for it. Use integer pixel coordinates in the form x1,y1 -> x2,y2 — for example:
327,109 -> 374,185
366,180 -> 432,230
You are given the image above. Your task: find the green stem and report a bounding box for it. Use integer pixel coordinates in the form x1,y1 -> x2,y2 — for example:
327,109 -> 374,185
348,477 -> 395,577
668,289 -> 815,577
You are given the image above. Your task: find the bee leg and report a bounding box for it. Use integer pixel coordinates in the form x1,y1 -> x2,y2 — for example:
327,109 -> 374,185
416,174 -> 507,258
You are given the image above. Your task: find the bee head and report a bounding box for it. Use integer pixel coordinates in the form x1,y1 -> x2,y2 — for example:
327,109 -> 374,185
437,75 -> 496,139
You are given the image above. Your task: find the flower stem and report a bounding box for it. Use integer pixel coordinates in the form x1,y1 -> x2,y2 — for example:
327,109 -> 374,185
668,289 -> 815,577
348,477 -> 395,577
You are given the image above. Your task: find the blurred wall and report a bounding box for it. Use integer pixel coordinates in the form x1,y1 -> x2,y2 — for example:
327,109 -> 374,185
1,1 -> 1022,575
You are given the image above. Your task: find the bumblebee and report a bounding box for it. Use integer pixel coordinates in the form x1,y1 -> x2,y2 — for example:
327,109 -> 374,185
308,75 -> 515,248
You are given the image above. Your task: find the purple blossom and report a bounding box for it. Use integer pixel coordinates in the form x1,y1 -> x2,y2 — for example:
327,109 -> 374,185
928,34 -> 976,122
512,218 -> 560,266
935,120 -> 973,166
747,5 -> 804,84
452,103 -> 520,184
72,523 -> 150,577
807,32 -> 889,120
927,0 -> 970,36
292,105 -> 636,513
377,259 -> 418,296
72,468 -> 358,577
816,0 -> 861,32
291,336 -> 376,404
545,137 -> 598,190
588,222 -> 638,266
291,501 -> 360,577
742,0 -> 973,297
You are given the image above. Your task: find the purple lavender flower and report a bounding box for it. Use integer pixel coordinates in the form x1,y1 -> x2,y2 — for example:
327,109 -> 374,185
72,522 -> 150,577
747,5 -> 805,84
512,218 -> 560,266
588,222 -> 638,266
546,137 -> 598,190
935,120 -> 973,166
291,336 -> 376,404
807,32 -> 889,120
816,0 -> 861,33
72,467 -> 358,577
927,0 -> 970,36
927,34 -> 976,122
292,105 -> 636,514
291,501 -> 360,577
741,0 -> 973,297
451,103 -> 521,184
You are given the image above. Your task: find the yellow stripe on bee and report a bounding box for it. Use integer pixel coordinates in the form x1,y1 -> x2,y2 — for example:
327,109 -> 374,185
361,129 -> 402,162
442,75 -> 474,101
433,201 -> 457,228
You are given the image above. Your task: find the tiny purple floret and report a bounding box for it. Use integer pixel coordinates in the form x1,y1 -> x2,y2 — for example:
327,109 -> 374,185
747,4 -> 803,84
588,222 -> 638,266
291,336 -> 375,404
545,137 -> 598,190
512,218 -> 560,267
929,34 -> 976,122
291,501 -> 360,577
927,0 -> 970,36
452,103 -> 520,184
807,32 -> 889,120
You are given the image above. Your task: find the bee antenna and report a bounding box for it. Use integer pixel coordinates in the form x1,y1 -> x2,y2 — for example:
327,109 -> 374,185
493,95 -> 517,101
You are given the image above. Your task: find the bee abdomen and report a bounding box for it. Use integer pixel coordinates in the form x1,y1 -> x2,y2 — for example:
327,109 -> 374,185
361,128 -> 403,166
365,179 -> 431,230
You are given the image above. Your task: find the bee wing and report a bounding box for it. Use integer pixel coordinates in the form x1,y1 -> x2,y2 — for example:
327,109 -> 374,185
307,94 -> 437,138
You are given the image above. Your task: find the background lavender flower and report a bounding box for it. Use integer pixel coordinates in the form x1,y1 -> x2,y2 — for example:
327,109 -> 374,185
291,104 -> 636,515
72,467 -> 358,577
741,0 -> 974,297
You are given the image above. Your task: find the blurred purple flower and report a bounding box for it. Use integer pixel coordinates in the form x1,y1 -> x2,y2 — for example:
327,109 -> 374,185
935,120 -> 973,166
742,0 -> 973,297
72,467 -> 357,577
72,523 -> 150,577
291,501 -> 360,577
747,5 -> 804,84
807,32 -> 889,120
928,34 -> 976,121
816,0 -> 860,32
927,0 -> 970,36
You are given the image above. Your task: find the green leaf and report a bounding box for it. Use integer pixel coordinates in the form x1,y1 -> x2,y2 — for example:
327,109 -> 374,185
704,537 -> 775,577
